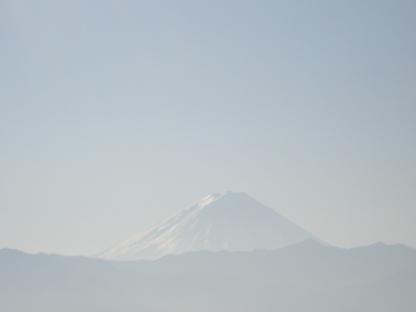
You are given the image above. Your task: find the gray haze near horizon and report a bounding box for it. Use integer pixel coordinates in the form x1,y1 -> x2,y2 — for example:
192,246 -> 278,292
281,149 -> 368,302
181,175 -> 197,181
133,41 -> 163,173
2,242 -> 416,312
1,0 -> 415,255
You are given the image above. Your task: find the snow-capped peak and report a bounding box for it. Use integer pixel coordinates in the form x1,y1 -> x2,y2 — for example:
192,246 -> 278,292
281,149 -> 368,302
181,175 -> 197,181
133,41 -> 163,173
98,191 -> 314,261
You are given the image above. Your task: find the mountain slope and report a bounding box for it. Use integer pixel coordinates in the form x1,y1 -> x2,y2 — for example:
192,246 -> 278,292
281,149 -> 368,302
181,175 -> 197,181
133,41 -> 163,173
1,242 -> 416,312
99,191 -> 313,260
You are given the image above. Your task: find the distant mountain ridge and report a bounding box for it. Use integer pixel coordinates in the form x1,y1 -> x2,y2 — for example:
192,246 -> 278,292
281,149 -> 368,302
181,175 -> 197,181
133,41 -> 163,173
2,241 -> 416,312
99,191 -> 314,260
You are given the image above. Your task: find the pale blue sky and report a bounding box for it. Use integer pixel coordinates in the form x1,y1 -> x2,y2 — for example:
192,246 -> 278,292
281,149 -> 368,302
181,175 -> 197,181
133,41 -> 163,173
1,0 -> 415,255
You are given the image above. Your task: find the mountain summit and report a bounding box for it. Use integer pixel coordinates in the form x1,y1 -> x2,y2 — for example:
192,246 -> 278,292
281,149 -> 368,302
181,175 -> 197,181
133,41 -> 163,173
99,191 -> 314,260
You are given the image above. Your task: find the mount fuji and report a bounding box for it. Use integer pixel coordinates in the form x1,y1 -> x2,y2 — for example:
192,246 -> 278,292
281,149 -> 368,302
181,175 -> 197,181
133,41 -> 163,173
99,191 -> 315,260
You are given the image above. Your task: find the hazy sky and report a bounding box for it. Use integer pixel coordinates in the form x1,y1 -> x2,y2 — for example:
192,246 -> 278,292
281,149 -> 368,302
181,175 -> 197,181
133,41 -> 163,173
1,0 -> 415,255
